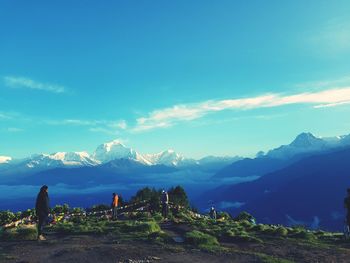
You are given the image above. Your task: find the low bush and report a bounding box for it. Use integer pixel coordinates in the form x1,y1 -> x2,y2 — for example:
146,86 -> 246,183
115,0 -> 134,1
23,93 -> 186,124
185,230 -> 219,247
0,211 -> 16,226
0,226 -> 37,241
234,211 -> 255,222
121,220 -> 161,235
290,230 -> 316,240
275,226 -> 288,237
152,213 -> 163,222
216,212 -> 231,221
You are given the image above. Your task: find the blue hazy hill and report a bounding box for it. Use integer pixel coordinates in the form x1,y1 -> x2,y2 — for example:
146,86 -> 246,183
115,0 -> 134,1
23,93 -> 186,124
202,147 -> 350,230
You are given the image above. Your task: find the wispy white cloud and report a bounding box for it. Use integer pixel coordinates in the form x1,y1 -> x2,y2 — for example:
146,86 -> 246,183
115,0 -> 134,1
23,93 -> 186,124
6,127 -> 23,133
0,112 -> 11,120
296,76 -> 350,90
133,87 -> 350,132
306,18 -> 350,56
313,100 -> 350,108
3,76 -> 66,94
44,118 -> 127,135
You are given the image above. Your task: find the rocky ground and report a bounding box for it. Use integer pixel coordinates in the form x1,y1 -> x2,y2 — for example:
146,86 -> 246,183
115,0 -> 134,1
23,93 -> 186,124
1,224 -> 350,263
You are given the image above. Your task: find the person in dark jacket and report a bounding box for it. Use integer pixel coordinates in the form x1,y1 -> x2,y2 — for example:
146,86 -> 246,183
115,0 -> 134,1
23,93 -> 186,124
35,185 -> 50,240
161,190 -> 169,220
344,188 -> 350,237
209,207 -> 217,220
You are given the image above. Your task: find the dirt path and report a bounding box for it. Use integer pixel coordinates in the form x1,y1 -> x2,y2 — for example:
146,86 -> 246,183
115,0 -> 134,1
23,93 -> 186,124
0,233 -> 260,263
159,222 -> 191,243
2,226 -> 350,263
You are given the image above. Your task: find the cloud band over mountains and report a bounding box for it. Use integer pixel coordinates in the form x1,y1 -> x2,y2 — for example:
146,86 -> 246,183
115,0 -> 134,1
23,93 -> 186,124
133,87 -> 350,132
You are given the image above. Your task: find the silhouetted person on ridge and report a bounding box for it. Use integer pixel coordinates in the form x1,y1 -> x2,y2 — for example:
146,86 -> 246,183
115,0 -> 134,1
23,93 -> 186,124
209,206 -> 217,220
344,188 -> 350,237
35,185 -> 50,241
111,193 -> 119,220
161,190 -> 169,220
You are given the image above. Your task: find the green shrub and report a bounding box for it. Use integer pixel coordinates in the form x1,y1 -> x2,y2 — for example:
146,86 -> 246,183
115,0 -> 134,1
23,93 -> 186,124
275,226 -> 288,237
90,204 -> 110,212
20,209 -> 36,218
238,219 -> 254,230
234,211 -> 255,222
71,207 -> 85,214
0,211 -> 15,225
1,228 -> 17,240
168,186 -> 190,208
1,226 -> 37,240
290,230 -> 316,240
148,231 -> 172,243
129,212 -> 151,220
152,213 -> 163,222
252,224 -> 270,232
52,222 -> 74,234
122,220 -> 161,234
185,230 -> 219,247
217,212 -> 231,221
17,226 -> 38,240
52,204 -> 70,214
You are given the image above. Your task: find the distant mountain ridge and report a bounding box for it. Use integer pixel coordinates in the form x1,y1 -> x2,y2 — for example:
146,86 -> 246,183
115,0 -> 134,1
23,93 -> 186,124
0,140 -> 239,176
2,131 -> 350,178
264,132 -> 350,159
202,146 -> 350,230
213,132 -> 350,179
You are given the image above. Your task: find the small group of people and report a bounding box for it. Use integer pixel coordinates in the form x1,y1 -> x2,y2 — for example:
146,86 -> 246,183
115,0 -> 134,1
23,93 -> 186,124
35,186 -> 350,241
34,186 -> 170,241
34,186 -> 121,241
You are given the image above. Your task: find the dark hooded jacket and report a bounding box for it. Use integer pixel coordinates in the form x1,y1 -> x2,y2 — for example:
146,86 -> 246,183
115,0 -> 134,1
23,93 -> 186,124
35,190 -> 50,217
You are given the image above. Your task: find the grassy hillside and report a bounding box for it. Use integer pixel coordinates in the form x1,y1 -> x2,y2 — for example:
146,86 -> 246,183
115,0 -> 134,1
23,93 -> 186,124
1,186 -> 350,262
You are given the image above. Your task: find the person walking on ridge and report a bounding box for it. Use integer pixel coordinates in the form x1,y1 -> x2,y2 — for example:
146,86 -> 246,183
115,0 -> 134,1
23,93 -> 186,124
161,190 -> 169,220
111,193 -> 119,220
35,185 -> 50,241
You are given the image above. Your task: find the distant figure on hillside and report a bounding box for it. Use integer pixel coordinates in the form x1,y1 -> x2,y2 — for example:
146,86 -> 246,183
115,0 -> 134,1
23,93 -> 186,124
344,188 -> 350,238
161,190 -> 169,220
35,185 -> 50,241
209,206 -> 217,220
111,193 -> 119,220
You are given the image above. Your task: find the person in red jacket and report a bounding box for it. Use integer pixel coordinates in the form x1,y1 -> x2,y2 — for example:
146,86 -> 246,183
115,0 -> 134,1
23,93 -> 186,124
111,193 -> 119,220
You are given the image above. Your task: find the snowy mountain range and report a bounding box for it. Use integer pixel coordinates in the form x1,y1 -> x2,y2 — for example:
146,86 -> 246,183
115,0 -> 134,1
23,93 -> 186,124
0,140 -> 237,175
2,132 -> 350,177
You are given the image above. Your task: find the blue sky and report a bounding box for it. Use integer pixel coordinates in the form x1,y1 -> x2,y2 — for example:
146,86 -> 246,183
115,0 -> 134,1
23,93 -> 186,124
1,0 -> 350,159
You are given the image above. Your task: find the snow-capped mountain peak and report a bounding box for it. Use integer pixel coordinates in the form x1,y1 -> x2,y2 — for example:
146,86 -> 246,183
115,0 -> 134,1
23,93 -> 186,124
290,132 -> 324,148
266,132 -> 350,159
102,140 -> 126,152
50,151 -> 99,166
93,140 -> 152,165
144,149 -> 185,166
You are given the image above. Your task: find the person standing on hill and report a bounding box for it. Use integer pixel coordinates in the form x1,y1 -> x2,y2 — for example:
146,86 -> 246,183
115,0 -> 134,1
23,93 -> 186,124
161,190 -> 169,220
111,193 -> 119,220
209,206 -> 217,220
35,185 -> 50,241
344,188 -> 350,237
